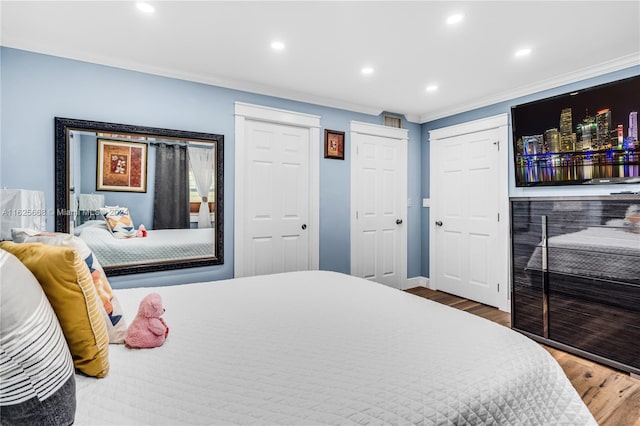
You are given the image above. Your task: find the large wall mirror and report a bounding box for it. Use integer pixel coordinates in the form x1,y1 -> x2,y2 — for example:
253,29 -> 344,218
55,117 -> 224,276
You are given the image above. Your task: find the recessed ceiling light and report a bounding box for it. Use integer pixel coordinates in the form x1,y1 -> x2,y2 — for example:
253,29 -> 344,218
515,47 -> 532,58
446,13 -> 464,25
361,67 -> 374,75
136,2 -> 155,13
426,85 -> 439,92
271,41 -> 285,51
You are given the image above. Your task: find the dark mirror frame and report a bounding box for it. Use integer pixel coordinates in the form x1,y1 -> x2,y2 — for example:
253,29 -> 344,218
54,117 -> 224,276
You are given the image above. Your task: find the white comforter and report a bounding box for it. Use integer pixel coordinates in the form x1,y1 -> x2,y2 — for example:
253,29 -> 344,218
526,225 -> 640,281
76,221 -> 214,267
75,271 -> 595,425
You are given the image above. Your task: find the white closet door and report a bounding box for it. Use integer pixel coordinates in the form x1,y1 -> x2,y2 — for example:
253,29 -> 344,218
429,114 -> 510,310
351,122 -> 408,289
242,120 -> 311,276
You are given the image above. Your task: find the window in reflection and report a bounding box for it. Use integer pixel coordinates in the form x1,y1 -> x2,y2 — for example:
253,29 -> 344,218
187,144 -> 216,229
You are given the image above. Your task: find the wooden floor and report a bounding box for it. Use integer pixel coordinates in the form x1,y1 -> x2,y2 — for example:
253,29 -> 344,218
405,287 -> 640,426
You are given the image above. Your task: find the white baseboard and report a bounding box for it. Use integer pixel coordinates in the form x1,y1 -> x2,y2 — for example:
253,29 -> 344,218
403,276 -> 429,290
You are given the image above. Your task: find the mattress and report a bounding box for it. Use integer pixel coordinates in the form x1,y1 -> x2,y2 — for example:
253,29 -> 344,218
76,222 -> 214,267
74,271 -> 595,425
526,225 -> 640,281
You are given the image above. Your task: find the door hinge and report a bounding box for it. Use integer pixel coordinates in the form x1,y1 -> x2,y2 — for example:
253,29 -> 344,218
493,140 -> 500,150
356,211 -> 359,219
497,212 -> 500,222
497,283 -> 500,293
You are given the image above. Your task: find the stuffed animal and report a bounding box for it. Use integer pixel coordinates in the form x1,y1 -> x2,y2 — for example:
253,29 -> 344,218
136,224 -> 147,238
124,293 -> 169,349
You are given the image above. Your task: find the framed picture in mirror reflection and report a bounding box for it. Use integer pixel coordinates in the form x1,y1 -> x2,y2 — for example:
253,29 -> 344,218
97,139 -> 147,192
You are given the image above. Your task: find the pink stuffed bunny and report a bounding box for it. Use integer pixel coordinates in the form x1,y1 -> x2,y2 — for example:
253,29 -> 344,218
124,293 -> 169,349
136,224 -> 147,237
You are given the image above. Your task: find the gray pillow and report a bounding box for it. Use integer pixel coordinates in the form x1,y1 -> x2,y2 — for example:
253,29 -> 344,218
0,376 -> 75,426
0,249 -> 76,425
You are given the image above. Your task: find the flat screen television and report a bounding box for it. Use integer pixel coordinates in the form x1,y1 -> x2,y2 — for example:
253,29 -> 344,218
511,75 -> 639,187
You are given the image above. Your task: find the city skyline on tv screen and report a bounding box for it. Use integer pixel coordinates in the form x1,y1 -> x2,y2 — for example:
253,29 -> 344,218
512,75 -> 639,187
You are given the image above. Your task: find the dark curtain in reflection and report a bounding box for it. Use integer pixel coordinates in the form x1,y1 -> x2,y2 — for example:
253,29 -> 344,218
153,144 -> 189,229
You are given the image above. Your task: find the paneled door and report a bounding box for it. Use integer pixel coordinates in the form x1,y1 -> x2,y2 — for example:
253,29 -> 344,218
351,121 -> 408,289
429,115 -> 509,309
244,120 -> 309,276
234,103 -> 320,278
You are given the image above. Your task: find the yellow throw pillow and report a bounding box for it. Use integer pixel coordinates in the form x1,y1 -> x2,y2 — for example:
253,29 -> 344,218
11,228 -> 128,344
0,241 -> 109,378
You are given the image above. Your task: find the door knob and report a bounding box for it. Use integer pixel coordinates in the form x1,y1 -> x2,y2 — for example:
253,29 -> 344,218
301,224 -> 307,230
396,219 -> 403,225
435,220 -> 443,227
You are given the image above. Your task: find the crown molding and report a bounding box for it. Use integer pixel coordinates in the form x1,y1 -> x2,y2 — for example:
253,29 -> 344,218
419,53 -> 640,123
2,43 -> 392,118
101,56 -> 422,123
3,43 -> 634,127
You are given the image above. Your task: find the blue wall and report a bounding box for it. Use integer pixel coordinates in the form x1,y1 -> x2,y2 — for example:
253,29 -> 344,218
0,47 -> 422,287
419,65 -> 640,278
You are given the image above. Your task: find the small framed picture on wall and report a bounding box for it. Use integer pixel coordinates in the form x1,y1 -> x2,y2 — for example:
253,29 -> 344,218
324,129 -> 345,160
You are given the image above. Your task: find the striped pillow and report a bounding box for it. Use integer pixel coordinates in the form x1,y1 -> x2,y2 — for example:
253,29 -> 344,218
0,249 -> 76,423
0,242 -> 110,378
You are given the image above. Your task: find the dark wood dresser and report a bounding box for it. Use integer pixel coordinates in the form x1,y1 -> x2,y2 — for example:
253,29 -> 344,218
510,195 -> 640,375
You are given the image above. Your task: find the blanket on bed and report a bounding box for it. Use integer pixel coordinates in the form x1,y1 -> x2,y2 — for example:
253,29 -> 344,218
75,221 -> 214,267
526,225 -> 640,282
74,271 -> 595,425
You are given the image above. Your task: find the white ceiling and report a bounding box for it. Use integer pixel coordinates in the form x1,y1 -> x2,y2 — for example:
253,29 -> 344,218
1,1 -> 639,123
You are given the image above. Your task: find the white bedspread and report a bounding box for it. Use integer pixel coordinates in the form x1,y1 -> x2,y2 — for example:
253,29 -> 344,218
75,271 -> 595,425
527,225 -> 640,281
76,223 -> 214,267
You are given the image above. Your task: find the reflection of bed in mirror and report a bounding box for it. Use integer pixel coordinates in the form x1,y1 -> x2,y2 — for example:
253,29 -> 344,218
511,196 -> 640,376
526,219 -> 640,283
74,220 -> 215,269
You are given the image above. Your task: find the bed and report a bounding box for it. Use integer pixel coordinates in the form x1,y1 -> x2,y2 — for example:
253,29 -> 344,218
73,270 -> 595,425
74,220 -> 214,268
526,222 -> 640,283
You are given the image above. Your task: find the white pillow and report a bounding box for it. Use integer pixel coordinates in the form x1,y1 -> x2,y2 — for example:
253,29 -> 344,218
0,249 -> 75,423
623,204 -> 640,233
73,219 -> 111,236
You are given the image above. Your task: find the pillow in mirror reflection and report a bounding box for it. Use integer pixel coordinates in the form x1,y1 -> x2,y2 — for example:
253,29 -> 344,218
99,207 -> 136,239
73,220 -> 111,236
10,228 -> 128,344
623,204 -> 640,233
